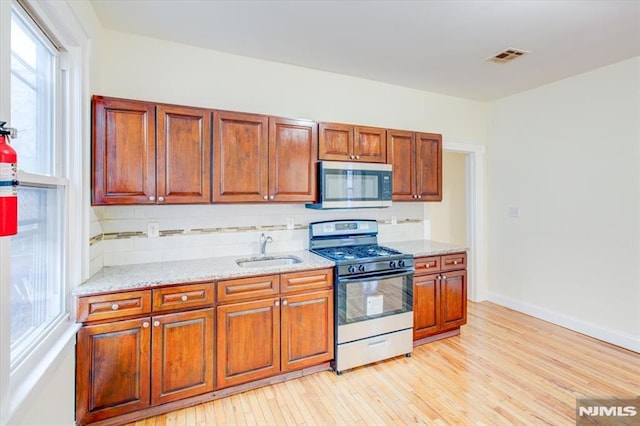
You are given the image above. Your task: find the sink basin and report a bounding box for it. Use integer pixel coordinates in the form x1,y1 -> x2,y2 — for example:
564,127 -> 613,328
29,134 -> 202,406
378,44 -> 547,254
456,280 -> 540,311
236,255 -> 303,268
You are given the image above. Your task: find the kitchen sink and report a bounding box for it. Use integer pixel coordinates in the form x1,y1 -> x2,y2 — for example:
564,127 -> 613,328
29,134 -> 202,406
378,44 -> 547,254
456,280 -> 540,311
236,255 -> 303,268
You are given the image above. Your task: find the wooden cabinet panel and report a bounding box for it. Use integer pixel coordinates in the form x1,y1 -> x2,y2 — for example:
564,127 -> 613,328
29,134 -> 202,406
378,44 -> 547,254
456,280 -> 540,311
318,122 -> 353,161
440,270 -> 467,331
269,117 -> 318,202
217,275 -> 280,303
281,289 -> 334,372
216,298 -> 280,388
77,290 -> 151,322
152,283 -> 215,312
386,129 -> 415,200
441,252 -> 467,272
280,268 -> 333,294
92,96 -> 156,205
413,273 -> 440,340
213,111 -> 269,202
76,318 -> 151,424
354,126 -> 386,163
156,105 -> 212,204
151,309 -> 215,405
415,132 -> 442,201
414,256 -> 440,276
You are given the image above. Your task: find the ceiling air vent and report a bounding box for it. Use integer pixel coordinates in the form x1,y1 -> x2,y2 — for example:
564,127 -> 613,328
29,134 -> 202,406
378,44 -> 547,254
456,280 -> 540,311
488,48 -> 530,63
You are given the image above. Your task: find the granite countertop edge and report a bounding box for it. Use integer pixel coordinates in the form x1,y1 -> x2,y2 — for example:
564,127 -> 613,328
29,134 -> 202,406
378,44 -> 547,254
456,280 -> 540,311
76,240 -> 467,296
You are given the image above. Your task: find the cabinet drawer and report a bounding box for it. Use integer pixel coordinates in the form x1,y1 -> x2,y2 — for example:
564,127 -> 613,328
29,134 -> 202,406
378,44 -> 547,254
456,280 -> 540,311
152,283 -> 215,312
414,256 -> 441,275
280,268 -> 333,294
77,290 -> 151,322
217,275 -> 280,303
441,252 -> 467,271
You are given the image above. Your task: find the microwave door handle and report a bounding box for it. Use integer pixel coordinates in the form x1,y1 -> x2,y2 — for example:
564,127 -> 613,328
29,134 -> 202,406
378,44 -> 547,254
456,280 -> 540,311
338,270 -> 414,284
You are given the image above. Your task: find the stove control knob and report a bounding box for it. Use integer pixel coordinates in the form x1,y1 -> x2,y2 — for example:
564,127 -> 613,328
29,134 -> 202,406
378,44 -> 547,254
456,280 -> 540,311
358,264 -> 366,272
398,259 -> 406,268
389,261 -> 397,269
348,265 -> 357,274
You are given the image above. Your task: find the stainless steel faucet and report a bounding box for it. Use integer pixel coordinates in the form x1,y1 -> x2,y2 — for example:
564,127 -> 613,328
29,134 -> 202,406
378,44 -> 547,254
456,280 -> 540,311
259,233 -> 273,257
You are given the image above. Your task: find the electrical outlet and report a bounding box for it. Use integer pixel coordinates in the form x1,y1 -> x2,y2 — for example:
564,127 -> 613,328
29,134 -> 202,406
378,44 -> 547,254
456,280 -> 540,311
391,216 -> 397,225
508,207 -> 520,218
286,218 -> 295,230
147,222 -> 159,238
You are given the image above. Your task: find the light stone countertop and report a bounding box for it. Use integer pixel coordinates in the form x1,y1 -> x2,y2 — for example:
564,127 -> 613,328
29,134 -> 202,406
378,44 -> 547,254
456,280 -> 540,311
384,240 -> 468,258
75,250 -> 334,296
76,240 -> 468,296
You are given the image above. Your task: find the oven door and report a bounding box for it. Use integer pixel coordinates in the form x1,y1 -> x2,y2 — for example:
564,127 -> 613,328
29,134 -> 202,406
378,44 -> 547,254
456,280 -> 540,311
336,270 -> 413,344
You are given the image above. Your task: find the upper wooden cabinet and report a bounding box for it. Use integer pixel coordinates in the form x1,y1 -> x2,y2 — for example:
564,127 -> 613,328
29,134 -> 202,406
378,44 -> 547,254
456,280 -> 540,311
92,96 -> 211,205
386,129 -> 442,201
319,122 -> 386,163
213,111 -> 317,203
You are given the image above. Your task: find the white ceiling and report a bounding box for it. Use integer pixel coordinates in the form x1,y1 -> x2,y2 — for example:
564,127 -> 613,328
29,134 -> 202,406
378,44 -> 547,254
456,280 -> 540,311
89,0 -> 640,101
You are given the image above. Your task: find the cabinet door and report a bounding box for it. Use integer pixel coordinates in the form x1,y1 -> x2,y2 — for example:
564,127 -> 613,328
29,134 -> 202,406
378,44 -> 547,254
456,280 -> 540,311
76,318 -> 151,424
318,122 -> 353,161
354,126 -> 386,163
386,129 -> 415,201
92,96 -> 156,205
281,290 -> 334,372
213,111 -> 269,202
413,273 -> 440,340
439,270 -> 467,331
415,132 -> 442,201
151,309 -> 215,405
157,105 -> 212,204
269,117 -> 318,202
216,298 -> 280,388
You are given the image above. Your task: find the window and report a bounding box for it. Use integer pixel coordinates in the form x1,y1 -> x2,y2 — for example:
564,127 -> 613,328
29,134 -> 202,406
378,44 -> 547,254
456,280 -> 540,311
8,2 -> 68,375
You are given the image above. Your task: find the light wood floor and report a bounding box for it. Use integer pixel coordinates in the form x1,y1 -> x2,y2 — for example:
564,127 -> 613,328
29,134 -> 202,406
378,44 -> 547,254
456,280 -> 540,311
126,301 -> 640,425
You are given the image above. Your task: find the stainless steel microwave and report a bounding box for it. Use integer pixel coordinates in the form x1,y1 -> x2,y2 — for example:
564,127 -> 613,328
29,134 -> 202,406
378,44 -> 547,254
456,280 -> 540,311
306,161 -> 392,209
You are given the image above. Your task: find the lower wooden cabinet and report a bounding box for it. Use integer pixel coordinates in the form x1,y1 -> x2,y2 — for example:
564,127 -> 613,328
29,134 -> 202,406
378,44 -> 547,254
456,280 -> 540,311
413,252 -> 467,341
216,270 -> 334,389
76,308 -> 214,425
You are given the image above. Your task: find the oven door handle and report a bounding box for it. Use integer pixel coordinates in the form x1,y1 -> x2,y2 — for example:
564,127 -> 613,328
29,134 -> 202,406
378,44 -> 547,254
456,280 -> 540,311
338,269 -> 414,284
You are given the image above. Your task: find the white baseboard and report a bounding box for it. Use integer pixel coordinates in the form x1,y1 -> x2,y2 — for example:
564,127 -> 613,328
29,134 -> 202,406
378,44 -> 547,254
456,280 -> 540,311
487,292 -> 640,353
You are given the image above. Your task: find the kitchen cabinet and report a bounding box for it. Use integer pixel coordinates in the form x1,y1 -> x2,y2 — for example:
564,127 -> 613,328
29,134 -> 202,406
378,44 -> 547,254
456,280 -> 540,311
213,111 -> 317,203
413,252 -> 467,342
92,96 -> 212,205
75,283 -> 215,425
216,268 -> 333,388
319,122 -> 386,163
386,129 -> 442,201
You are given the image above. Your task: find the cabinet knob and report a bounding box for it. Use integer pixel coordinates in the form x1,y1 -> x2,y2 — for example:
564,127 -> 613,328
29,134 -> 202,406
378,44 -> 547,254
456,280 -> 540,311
355,155 -> 360,160
425,264 -> 430,268
149,196 -> 155,201
154,320 -> 160,327
158,196 -> 165,202
441,275 -> 447,280
453,261 -> 458,265
181,295 -> 188,301
111,303 -> 119,311
275,300 -> 280,307
418,195 -> 422,199
350,155 -> 355,160
282,299 -> 288,306
269,195 -> 274,200
143,321 -> 149,328
263,195 -> 268,200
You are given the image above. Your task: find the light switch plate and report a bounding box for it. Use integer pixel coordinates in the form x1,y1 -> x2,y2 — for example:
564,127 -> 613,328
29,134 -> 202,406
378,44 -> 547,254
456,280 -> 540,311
286,218 -> 295,230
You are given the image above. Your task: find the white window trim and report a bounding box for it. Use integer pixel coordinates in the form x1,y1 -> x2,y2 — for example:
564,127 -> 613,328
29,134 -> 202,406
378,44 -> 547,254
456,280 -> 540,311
0,0 -> 92,424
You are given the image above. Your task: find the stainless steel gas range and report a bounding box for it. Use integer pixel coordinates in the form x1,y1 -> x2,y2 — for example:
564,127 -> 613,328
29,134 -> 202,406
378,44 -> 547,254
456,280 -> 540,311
309,219 -> 414,374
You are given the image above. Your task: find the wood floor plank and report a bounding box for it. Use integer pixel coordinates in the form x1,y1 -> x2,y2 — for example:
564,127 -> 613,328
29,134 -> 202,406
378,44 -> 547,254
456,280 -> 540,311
124,301 -> 640,425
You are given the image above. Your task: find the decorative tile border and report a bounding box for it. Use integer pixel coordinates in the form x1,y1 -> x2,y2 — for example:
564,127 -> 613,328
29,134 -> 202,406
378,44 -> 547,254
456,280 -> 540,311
89,219 -> 423,246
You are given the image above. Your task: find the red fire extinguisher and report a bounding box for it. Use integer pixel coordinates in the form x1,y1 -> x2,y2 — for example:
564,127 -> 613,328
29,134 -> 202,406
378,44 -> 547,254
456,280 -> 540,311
0,121 -> 19,236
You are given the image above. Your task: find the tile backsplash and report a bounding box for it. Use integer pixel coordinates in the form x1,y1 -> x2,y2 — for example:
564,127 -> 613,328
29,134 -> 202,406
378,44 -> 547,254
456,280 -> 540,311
89,203 -> 430,276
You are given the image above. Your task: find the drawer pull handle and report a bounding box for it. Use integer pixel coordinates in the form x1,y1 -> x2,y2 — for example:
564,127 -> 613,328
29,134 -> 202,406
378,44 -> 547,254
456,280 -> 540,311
181,295 -> 188,301
111,303 -> 119,311
143,321 -> 149,328
367,339 -> 389,348
154,320 -> 160,327
453,260 -> 458,265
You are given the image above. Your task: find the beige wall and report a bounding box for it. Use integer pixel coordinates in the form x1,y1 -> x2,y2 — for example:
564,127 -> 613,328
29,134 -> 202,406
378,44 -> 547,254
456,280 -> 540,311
429,152 -> 468,245
486,57 -> 640,351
